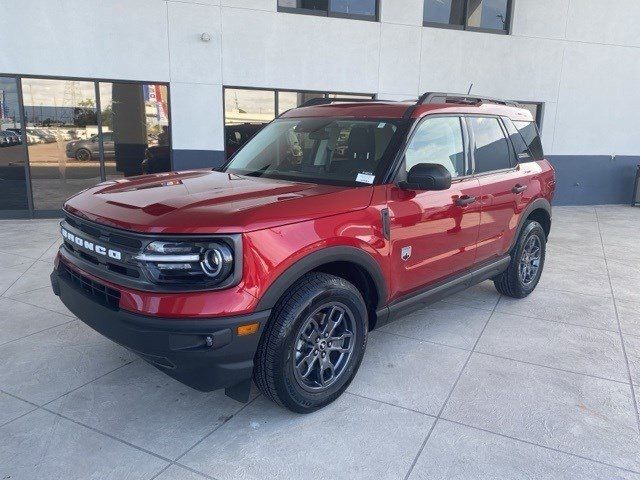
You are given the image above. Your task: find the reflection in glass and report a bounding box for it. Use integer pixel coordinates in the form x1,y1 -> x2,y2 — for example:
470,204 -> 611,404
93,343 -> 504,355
224,118 -> 398,185
468,116 -> 511,172
423,0 -> 465,25
22,78 -> 101,211
519,102 -> 541,124
330,0 -> 376,16
278,91 -> 325,114
0,77 -> 29,212
224,88 -> 275,157
99,82 -> 171,178
405,117 -> 464,176
466,0 -> 509,31
278,0 -> 329,12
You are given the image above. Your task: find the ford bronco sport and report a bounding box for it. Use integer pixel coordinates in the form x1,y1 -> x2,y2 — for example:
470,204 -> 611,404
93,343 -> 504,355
51,93 -> 555,413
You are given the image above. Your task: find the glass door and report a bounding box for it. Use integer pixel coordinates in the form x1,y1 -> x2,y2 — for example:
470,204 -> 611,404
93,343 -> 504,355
21,78 -> 102,212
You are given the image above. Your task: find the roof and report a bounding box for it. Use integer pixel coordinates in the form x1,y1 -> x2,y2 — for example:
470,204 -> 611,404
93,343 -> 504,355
279,99 -> 535,122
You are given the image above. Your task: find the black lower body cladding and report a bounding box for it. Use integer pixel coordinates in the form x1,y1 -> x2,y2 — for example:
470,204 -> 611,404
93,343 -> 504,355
51,264 -> 270,402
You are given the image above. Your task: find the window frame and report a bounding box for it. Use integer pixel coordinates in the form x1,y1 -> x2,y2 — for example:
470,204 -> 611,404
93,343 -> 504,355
277,0 -> 380,22
423,0 -> 515,35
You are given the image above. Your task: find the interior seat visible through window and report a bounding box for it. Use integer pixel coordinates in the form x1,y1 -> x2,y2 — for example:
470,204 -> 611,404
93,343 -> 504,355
344,126 -> 376,172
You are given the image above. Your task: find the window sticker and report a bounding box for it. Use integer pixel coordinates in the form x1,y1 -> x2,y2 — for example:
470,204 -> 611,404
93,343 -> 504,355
356,172 -> 375,184
377,122 -> 386,129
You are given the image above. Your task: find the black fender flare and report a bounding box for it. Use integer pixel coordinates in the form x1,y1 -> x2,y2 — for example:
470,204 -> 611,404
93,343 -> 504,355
255,246 -> 388,311
509,197 -> 552,251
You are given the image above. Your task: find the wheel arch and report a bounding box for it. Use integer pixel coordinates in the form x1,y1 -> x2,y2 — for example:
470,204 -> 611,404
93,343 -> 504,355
255,246 -> 387,330
510,198 -> 552,251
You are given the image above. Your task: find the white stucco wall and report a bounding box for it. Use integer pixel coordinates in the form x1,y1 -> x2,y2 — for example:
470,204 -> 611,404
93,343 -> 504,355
1,0 -> 639,157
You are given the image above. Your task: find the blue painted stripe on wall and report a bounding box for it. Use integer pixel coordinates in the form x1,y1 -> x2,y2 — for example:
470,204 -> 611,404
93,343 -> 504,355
547,155 -> 639,206
170,149 -> 639,206
172,149 -> 226,170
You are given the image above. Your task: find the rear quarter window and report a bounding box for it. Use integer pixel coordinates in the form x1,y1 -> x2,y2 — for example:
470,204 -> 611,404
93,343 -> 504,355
513,120 -> 544,160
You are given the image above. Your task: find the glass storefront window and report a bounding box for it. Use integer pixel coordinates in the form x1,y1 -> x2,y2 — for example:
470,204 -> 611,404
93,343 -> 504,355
99,82 -> 171,178
4,76 -> 172,215
277,91 -> 325,114
0,77 -> 29,213
22,78 -> 102,212
224,87 -> 374,157
224,88 -> 276,158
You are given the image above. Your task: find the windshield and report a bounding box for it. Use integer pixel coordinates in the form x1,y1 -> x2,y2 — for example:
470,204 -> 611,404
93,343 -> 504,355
223,118 -> 400,186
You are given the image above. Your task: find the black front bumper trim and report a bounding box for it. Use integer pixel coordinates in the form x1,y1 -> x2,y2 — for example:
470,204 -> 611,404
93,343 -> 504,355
51,266 -> 269,402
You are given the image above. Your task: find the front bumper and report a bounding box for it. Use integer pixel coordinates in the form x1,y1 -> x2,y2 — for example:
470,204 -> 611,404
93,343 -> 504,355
51,263 -> 269,401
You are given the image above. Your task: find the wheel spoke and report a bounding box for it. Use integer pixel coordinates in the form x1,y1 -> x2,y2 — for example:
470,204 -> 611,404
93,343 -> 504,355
318,357 -> 336,386
296,351 -> 318,378
327,332 -> 352,353
323,307 -> 344,337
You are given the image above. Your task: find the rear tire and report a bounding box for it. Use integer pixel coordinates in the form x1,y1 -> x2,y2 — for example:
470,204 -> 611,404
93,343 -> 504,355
253,272 -> 368,413
493,220 -> 546,298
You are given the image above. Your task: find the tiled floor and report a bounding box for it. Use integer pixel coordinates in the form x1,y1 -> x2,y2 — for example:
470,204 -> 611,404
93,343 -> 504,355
1,206 -> 640,480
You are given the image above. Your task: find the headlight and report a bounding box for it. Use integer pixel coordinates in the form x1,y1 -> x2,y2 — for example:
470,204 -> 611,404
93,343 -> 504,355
135,240 -> 236,287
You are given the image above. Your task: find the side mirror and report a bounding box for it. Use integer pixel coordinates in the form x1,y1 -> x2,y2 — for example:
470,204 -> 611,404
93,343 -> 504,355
399,163 -> 452,191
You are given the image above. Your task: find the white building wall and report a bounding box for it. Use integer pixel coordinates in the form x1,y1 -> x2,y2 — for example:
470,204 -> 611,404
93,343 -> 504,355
1,0 -> 639,159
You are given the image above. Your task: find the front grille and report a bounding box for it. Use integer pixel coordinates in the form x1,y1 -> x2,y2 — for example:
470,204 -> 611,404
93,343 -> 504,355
62,214 -> 141,280
65,214 -> 143,250
59,262 -> 121,310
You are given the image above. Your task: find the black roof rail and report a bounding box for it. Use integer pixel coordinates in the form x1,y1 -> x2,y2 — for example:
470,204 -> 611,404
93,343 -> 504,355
297,97 -> 384,108
402,92 -> 520,119
420,92 -> 520,107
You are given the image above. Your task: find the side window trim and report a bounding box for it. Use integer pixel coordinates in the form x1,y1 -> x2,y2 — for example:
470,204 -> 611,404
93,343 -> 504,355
393,114 -> 468,183
465,114 -> 517,176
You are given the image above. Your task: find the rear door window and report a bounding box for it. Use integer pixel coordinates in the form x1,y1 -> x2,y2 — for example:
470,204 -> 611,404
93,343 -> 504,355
468,117 -> 512,173
514,121 -> 544,160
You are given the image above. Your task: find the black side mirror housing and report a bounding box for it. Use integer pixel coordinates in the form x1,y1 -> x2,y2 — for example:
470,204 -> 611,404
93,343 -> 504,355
399,163 -> 452,191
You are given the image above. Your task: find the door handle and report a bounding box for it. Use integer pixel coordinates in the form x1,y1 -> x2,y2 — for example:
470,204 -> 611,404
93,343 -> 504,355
512,184 -> 528,194
455,195 -> 476,206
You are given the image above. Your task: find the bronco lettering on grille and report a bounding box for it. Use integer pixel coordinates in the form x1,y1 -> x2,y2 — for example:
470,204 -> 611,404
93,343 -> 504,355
61,228 -> 122,261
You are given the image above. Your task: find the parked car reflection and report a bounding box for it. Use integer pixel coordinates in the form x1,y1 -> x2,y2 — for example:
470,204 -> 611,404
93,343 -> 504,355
66,133 -> 115,161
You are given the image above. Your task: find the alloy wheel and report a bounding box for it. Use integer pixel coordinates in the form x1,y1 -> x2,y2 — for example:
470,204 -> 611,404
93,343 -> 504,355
518,234 -> 542,285
292,302 -> 356,392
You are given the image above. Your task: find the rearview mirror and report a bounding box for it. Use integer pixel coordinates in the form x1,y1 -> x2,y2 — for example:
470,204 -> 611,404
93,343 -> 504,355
399,163 -> 452,191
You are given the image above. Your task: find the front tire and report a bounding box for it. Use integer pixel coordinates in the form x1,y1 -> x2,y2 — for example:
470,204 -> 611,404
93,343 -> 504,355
253,272 -> 368,413
75,148 -> 91,161
493,220 -> 546,298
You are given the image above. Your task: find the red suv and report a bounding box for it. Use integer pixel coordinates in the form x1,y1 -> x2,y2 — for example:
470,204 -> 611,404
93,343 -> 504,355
51,93 -> 555,413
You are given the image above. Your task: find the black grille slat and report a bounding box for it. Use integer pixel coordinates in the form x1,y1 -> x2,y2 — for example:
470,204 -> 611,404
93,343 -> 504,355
60,263 -> 121,310
65,214 -> 143,249
62,214 -> 142,281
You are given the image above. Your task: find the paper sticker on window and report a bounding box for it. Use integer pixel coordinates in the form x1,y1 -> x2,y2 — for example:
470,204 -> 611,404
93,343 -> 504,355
356,173 -> 375,184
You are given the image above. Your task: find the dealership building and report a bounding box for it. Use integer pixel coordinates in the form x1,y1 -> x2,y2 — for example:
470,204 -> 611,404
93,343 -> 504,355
1,0 -> 638,217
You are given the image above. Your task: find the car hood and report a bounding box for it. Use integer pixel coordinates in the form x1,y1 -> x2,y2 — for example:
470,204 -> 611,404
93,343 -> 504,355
64,170 -> 374,234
